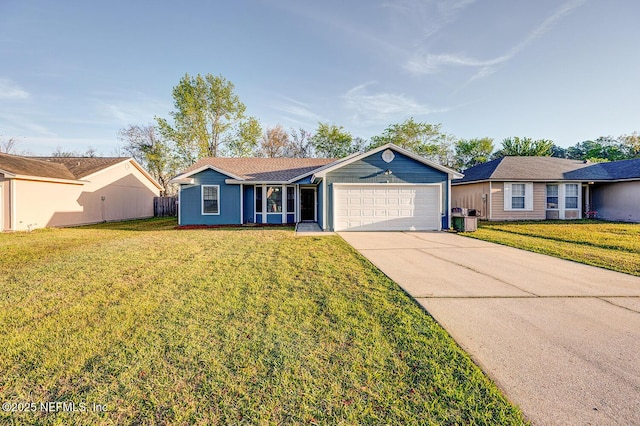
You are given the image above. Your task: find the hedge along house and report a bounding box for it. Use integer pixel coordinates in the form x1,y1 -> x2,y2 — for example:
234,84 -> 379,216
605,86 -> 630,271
171,143 -> 464,231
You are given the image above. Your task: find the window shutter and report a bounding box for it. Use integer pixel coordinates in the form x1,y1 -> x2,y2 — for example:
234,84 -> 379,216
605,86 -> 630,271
503,183 -> 511,211
525,183 -> 534,210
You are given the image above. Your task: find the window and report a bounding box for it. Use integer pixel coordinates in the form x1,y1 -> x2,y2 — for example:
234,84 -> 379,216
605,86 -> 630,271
202,185 -> 219,215
511,184 -> 525,209
266,186 -> 282,212
504,182 -> 533,211
286,187 -> 295,212
546,184 -> 559,209
255,186 -> 263,213
565,184 -> 578,209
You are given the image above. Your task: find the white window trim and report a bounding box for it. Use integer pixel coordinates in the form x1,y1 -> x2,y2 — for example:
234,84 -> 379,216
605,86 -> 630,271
564,183 -> 580,211
504,182 -> 534,211
255,185 -> 294,224
546,183 -> 559,211
201,184 -> 220,215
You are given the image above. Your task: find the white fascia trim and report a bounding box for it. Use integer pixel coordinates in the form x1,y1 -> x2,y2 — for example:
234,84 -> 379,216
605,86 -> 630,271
173,165 -> 244,182
225,179 -> 287,185
312,143 -> 464,179
172,177 -> 195,185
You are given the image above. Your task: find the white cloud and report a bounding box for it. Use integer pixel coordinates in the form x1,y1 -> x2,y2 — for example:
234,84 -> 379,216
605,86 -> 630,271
271,96 -> 323,123
0,78 -> 29,99
405,0 -> 587,81
405,53 -> 509,75
343,82 -> 448,125
90,91 -> 170,126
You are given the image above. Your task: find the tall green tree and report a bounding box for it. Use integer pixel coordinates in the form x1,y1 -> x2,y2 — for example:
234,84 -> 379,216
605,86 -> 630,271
311,122 -> 358,158
368,118 -> 454,165
566,137 -> 626,162
493,137 -> 554,158
156,73 -> 257,163
453,137 -> 494,170
620,132 -> 640,158
225,117 -> 262,157
118,124 -> 178,195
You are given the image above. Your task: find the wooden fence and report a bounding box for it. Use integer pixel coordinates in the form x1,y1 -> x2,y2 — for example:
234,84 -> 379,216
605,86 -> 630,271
154,196 -> 177,217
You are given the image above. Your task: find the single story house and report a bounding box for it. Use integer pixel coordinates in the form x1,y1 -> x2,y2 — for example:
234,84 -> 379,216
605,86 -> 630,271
0,153 -> 162,231
451,156 -> 640,222
171,143 -> 464,231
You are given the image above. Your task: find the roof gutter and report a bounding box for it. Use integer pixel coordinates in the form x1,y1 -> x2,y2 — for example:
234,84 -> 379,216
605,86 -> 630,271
8,174 -> 86,185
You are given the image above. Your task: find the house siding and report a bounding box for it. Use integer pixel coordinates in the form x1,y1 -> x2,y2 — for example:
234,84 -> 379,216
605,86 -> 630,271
325,151 -> 448,230
491,182 -> 546,221
243,185 -> 254,224
180,169 -> 241,225
8,160 -> 159,231
0,176 -> 8,231
317,182 -> 324,229
451,182 -> 491,219
592,181 -> 640,222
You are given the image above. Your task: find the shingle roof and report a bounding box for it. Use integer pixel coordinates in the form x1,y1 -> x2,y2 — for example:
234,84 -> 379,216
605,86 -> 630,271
565,158 -> 640,180
455,156 -> 640,184
33,157 -> 129,179
0,153 -> 78,180
456,157 -> 591,183
0,153 -> 131,181
183,157 -> 337,181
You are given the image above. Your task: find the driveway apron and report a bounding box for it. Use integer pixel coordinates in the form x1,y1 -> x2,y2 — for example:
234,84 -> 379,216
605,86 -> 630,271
339,231 -> 640,425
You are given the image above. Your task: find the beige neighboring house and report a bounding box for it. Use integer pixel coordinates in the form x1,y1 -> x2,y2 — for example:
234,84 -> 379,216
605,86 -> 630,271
451,156 -> 640,222
0,153 -> 162,231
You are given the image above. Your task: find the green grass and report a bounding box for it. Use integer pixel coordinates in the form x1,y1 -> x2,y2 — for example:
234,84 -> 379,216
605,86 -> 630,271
0,218 -> 526,425
464,220 -> 640,276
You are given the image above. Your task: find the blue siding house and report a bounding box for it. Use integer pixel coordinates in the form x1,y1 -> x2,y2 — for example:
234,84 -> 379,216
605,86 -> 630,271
171,144 -> 464,231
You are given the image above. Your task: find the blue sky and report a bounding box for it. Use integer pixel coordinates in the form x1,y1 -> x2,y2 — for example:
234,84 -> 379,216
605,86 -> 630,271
1,0 -> 639,156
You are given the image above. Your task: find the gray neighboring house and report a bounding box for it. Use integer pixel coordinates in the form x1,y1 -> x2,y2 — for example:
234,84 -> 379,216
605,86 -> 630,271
451,156 -> 640,222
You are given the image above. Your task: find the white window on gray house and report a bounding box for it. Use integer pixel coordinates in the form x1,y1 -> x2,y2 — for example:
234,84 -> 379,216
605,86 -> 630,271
546,184 -> 559,209
202,185 -> 219,215
565,184 -> 579,209
511,184 -> 526,209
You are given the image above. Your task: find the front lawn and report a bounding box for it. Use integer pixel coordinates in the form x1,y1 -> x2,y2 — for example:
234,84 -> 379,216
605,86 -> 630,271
464,220 -> 640,276
0,218 -> 526,425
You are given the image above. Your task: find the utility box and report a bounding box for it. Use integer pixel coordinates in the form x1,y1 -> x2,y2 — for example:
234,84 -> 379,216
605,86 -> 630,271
451,208 -> 478,232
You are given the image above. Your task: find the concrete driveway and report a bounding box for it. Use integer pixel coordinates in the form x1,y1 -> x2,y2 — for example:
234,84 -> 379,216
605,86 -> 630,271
339,231 -> 640,425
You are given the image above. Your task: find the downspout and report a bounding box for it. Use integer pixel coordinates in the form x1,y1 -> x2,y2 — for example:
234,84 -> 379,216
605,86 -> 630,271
177,186 -> 181,226
322,179 -> 327,230
488,181 -> 492,220
10,179 -> 16,231
240,184 -> 243,225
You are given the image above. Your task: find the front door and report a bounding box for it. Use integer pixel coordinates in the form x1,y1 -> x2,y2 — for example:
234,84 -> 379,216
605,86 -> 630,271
300,188 -> 315,221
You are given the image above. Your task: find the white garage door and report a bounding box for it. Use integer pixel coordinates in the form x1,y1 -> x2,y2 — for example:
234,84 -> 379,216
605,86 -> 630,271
334,184 -> 441,231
